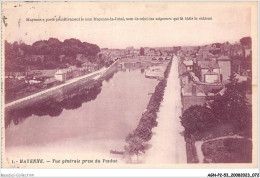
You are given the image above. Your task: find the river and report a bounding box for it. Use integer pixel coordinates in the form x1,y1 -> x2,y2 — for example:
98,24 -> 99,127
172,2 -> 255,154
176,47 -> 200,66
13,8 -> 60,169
4,66 -> 159,167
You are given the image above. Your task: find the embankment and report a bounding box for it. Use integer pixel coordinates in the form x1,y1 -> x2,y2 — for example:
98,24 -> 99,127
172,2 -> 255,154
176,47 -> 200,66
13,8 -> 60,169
123,60 -> 172,160
5,61 -> 118,110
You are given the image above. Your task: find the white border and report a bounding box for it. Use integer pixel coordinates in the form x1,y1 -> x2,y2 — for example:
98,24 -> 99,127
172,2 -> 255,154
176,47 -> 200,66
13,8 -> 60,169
0,0 -> 259,177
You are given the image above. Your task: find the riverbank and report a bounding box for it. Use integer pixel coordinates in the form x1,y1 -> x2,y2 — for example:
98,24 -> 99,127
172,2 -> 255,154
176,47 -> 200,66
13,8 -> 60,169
123,59 -> 172,163
144,55 -> 186,164
5,61 -> 118,109
122,56 -> 187,163
4,64 -> 158,168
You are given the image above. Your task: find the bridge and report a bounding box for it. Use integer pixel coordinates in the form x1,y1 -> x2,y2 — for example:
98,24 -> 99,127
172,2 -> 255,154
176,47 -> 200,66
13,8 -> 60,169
117,56 -> 172,69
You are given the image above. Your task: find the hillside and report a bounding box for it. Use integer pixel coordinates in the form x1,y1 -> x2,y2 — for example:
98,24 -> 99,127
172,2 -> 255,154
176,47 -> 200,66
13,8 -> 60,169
5,38 -> 101,72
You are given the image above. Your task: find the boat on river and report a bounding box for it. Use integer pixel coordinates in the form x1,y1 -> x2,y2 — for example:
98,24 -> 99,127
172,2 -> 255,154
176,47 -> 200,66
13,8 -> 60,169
145,66 -> 165,80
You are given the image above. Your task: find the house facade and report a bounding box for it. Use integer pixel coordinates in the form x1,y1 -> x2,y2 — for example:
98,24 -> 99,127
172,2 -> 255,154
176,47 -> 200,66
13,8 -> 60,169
217,55 -> 231,83
54,70 -> 66,81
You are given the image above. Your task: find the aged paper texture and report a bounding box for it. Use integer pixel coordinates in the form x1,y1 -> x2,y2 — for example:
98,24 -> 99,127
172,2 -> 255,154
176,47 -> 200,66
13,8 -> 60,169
1,1 -> 258,168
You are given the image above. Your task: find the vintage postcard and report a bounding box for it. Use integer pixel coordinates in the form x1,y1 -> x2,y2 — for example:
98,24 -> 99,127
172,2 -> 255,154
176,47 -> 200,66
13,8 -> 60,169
1,1 -> 258,171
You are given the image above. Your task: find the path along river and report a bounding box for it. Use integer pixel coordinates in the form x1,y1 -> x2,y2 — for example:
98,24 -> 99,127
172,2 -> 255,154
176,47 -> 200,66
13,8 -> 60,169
144,55 -> 187,164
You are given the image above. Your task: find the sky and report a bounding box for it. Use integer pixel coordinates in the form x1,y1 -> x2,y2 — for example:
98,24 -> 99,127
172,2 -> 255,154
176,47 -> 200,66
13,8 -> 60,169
2,1 -> 254,49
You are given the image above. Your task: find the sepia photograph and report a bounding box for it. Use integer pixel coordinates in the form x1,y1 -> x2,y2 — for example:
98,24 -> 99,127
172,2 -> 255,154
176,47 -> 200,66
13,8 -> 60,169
0,1 -> 258,175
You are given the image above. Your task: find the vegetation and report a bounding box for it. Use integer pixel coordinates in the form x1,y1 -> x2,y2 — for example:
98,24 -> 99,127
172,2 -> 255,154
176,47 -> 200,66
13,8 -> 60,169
4,38 -> 111,103
240,36 -> 251,48
5,77 -> 62,103
140,47 -> 145,56
182,72 -> 251,163
209,43 -> 221,55
202,138 -> 252,163
181,72 -> 251,137
180,105 -> 217,135
5,80 -> 102,128
210,72 -> 250,131
124,134 -> 146,160
124,61 -> 172,160
5,38 -> 101,72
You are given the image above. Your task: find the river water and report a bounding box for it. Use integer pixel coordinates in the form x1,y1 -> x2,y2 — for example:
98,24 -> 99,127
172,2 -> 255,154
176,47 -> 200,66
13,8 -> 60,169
4,67 -> 159,167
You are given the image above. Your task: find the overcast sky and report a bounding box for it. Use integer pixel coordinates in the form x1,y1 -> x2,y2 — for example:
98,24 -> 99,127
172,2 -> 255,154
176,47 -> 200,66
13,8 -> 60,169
2,2 -> 253,48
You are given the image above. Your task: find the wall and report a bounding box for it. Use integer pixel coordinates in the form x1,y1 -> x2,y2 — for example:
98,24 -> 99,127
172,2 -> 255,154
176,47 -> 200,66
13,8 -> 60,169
213,68 -> 220,73
55,74 -> 65,82
218,61 -> 231,82
200,69 -> 208,82
100,60 -> 118,78
205,74 -> 219,83
182,96 -> 206,111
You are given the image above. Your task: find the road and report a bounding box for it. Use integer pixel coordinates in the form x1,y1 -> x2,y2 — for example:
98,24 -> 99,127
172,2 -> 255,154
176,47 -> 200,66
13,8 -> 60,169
145,55 -> 187,164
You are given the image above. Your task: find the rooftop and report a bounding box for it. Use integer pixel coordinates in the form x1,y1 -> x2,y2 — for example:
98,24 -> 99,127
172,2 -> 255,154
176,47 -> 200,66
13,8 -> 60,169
55,70 -> 65,75
217,55 -> 231,61
204,71 -> 219,75
200,60 -> 220,69
183,60 -> 193,66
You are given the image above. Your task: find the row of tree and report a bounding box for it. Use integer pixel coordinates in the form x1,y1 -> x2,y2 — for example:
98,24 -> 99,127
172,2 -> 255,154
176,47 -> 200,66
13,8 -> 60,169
5,38 -> 101,72
124,60 -> 172,161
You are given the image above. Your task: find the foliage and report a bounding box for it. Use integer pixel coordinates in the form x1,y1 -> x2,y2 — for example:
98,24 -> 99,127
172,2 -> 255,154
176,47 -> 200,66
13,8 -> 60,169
202,138 -> 252,163
182,71 -> 251,136
124,60 -> 172,158
125,135 -> 145,157
209,43 -> 221,55
211,43 -> 221,48
240,37 -> 251,47
140,47 -> 145,56
180,105 -> 217,134
210,72 -> 249,129
5,38 -> 101,72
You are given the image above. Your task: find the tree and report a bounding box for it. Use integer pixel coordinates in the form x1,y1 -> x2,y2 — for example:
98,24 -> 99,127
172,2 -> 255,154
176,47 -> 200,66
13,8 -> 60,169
180,105 -> 217,134
210,72 -> 249,129
124,134 -> 145,162
240,37 -> 251,48
140,47 -> 145,56
5,38 -> 101,72
227,72 -> 238,86
134,124 -> 153,142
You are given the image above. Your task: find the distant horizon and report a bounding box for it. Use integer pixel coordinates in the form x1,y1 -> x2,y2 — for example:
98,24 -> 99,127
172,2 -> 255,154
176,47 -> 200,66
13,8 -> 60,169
4,35 -> 249,50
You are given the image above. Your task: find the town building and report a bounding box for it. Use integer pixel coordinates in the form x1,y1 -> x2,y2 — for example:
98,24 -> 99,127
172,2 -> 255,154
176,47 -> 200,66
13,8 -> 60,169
54,63 -> 97,82
183,60 -> 193,71
217,55 -> 231,83
199,60 -> 220,83
145,48 -> 156,56
54,70 -> 66,81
